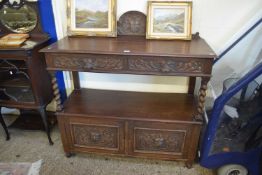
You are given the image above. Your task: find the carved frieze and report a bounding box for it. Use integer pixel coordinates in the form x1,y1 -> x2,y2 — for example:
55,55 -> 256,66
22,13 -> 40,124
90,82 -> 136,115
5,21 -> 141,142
52,54 -> 124,71
72,124 -> 119,149
50,54 -> 206,75
128,57 -> 204,73
134,128 -> 186,153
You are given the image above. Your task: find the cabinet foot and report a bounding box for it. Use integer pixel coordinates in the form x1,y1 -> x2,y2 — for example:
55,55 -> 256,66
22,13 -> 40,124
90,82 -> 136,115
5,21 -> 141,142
65,152 -> 75,158
5,132 -> 10,141
185,161 -> 193,169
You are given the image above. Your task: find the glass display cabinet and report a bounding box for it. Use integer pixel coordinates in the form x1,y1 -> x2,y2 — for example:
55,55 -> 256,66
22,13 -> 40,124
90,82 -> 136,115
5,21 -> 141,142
0,0 -> 53,144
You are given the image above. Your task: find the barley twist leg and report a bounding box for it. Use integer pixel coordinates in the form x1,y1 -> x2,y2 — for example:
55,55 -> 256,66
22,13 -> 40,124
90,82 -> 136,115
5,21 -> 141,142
50,72 -> 63,112
194,77 -> 209,121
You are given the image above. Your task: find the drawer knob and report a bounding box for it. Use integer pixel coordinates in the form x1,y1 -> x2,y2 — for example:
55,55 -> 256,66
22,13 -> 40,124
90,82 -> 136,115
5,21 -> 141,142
154,138 -> 166,148
90,132 -> 101,142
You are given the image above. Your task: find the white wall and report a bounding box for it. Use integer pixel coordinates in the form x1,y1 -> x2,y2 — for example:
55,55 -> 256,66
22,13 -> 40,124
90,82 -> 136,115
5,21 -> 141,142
51,0 -> 262,94
210,21 -> 262,96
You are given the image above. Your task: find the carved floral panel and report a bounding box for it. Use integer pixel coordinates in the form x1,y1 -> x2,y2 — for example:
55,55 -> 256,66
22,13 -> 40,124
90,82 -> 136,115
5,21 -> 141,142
128,57 -> 204,73
134,128 -> 186,153
52,54 -> 124,71
72,124 -> 119,149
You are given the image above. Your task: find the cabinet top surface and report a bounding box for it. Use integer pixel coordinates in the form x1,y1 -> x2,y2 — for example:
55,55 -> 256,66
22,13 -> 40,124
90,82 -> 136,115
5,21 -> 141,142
41,36 -> 216,58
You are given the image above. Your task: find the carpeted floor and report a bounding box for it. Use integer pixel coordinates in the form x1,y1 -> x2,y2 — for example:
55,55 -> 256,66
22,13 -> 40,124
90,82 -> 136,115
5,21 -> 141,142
0,116 -> 214,175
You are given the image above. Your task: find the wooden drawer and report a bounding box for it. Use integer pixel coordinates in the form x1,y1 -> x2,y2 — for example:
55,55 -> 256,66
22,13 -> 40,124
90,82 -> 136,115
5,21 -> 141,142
127,121 -> 198,160
128,56 -> 212,76
59,116 -> 125,155
45,53 -> 125,72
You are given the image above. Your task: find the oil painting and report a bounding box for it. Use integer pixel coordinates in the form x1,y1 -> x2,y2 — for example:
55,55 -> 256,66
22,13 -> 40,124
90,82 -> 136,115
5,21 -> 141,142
153,8 -> 185,33
146,1 -> 192,40
75,0 -> 108,29
68,0 -> 116,37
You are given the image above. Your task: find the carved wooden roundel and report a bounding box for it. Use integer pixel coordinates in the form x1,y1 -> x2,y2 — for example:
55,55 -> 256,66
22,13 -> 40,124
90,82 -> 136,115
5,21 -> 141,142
117,11 -> 146,36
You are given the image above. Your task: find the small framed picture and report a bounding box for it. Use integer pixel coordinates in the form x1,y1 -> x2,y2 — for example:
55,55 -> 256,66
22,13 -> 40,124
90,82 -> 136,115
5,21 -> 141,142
67,0 -> 117,37
146,1 -> 192,40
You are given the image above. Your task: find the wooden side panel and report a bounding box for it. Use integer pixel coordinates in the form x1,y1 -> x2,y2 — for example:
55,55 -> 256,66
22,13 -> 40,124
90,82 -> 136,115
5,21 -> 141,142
57,115 -> 71,154
27,44 -> 53,106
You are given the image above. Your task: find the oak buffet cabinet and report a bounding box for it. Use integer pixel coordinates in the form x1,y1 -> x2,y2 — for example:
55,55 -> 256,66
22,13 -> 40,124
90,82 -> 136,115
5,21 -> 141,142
41,35 -> 215,167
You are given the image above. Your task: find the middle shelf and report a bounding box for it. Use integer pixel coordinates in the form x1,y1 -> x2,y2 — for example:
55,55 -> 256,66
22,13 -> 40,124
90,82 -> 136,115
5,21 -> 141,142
59,88 -> 198,123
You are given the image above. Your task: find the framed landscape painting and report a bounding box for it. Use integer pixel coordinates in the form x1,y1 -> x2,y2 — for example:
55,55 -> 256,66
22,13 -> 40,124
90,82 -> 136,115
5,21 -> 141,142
68,0 -> 116,37
146,1 -> 192,40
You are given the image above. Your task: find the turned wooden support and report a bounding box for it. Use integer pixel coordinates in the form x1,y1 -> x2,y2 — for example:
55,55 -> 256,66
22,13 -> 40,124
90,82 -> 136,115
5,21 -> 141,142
72,71 -> 80,90
194,77 -> 209,121
50,71 -> 63,112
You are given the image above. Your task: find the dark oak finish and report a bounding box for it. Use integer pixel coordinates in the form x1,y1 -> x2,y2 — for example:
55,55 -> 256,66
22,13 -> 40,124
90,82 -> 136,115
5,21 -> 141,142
41,35 -> 215,166
41,36 -> 215,58
0,1 -> 53,144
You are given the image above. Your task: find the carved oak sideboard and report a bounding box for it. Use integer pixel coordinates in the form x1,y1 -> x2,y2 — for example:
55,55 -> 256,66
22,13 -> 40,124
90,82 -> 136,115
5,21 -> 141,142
41,36 -> 215,167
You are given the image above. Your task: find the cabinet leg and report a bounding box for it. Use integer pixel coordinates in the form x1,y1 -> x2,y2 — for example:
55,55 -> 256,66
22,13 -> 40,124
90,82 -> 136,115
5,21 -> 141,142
0,107 -> 10,141
51,74 -> 63,112
38,107 -> 53,145
185,161 -> 193,169
194,77 -> 209,121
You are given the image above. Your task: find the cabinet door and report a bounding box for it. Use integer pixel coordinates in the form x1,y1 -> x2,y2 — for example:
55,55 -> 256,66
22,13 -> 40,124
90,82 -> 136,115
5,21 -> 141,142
66,116 -> 125,155
127,121 -> 197,160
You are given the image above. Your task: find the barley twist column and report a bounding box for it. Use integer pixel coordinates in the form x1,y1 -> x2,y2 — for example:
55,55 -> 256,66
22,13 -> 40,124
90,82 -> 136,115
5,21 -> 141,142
50,71 -> 63,112
194,77 -> 209,121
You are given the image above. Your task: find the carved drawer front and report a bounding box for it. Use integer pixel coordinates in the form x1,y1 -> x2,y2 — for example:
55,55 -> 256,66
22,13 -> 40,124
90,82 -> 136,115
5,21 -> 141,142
68,117 -> 125,154
47,53 -> 125,72
128,57 -> 211,75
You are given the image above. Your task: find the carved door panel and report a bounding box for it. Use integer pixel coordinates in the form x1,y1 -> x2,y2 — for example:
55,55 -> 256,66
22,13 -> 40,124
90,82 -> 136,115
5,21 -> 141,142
67,116 -> 125,155
127,121 -> 193,160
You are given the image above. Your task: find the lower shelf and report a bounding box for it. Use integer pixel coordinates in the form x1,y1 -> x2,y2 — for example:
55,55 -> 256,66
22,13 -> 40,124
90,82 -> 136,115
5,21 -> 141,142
57,89 -> 202,165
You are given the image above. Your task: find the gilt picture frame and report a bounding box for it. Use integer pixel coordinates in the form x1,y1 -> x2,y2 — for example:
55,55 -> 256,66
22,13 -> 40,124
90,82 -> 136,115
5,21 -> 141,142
146,1 -> 192,40
67,0 -> 116,37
